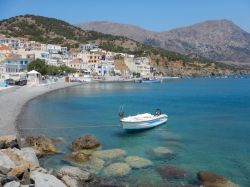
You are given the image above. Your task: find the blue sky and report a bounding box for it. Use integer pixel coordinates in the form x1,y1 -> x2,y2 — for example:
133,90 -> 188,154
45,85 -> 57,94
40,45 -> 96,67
0,0 -> 249,32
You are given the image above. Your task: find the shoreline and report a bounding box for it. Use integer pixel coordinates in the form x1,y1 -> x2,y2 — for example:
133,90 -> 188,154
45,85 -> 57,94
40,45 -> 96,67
0,81 -> 82,136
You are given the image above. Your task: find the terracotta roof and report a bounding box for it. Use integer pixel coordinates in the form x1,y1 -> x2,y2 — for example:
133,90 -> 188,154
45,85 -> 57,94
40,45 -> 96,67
72,58 -> 82,63
0,44 -> 11,51
4,53 -> 14,58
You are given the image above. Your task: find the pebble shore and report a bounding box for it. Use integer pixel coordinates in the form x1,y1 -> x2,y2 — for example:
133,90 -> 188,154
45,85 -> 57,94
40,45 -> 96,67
0,81 -> 81,136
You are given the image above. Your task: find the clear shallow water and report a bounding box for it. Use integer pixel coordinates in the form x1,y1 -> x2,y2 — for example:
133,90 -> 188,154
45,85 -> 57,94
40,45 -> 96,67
19,78 -> 250,186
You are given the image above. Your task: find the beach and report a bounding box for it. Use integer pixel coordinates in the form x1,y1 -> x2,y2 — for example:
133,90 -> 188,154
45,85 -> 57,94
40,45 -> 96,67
0,81 -> 81,136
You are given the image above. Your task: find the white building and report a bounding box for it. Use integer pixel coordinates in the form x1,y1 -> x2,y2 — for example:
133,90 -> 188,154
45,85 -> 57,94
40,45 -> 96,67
0,57 -> 31,75
45,54 -> 63,66
46,44 -> 62,54
124,57 -> 151,76
61,47 -> 68,55
66,58 -> 88,70
16,48 -> 49,60
92,59 -> 115,76
76,51 -> 101,64
0,37 -> 20,48
80,44 -> 98,51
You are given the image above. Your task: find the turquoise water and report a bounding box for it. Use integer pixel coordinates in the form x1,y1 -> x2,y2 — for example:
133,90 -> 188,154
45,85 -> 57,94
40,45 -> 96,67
19,78 -> 250,186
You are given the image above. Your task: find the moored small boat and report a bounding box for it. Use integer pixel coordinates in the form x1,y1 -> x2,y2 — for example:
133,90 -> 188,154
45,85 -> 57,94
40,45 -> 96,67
141,77 -> 161,83
119,109 -> 168,130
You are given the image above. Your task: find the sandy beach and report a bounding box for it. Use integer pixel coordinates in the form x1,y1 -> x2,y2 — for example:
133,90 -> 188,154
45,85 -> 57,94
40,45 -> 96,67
0,81 -> 81,136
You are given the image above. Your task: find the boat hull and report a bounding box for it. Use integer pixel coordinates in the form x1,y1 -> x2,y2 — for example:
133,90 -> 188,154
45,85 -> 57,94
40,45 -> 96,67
121,116 -> 167,130
141,80 -> 160,83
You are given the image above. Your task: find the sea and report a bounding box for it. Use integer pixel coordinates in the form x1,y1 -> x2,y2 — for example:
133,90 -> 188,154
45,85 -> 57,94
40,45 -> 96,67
18,77 -> 250,186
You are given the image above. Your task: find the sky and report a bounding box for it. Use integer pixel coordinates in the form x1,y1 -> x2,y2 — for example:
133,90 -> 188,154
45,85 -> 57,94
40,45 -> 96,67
0,0 -> 249,32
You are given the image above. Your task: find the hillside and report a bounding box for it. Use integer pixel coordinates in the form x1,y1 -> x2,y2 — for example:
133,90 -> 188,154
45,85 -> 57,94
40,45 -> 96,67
78,20 -> 250,64
0,15 -> 242,76
0,15 -> 141,51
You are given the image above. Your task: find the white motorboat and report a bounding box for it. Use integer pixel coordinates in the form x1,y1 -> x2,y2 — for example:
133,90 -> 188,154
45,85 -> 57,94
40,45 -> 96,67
119,110 -> 168,130
141,77 -> 161,83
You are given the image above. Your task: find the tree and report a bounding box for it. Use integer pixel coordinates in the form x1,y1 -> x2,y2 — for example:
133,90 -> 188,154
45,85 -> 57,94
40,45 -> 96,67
27,58 -> 76,75
27,59 -> 47,75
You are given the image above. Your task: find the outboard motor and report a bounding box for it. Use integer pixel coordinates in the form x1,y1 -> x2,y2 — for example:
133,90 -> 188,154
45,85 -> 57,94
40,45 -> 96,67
118,105 -> 125,118
118,111 -> 125,118
155,108 -> 161,116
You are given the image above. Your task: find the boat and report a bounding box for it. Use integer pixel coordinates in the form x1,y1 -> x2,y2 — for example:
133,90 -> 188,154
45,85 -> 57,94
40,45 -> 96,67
141,77 -> 161,83
119,109 -> 168,130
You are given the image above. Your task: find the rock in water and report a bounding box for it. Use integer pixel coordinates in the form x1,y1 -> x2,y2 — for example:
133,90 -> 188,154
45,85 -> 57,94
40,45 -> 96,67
197,171 -> 240,187
125,156 -> 152,169
60,175 -> 80,187
64,151 -> 90,164
80,157 -> 105,174
71,135 -> 100,151
103,162 -> 131,177
92,149 -> 126,161
56,166 -> 91,182
86,176 -> 127,187
156,165 -> 188,180
25,136 -> 60,156
30,171 -> 67,187
149,147 -> 175,159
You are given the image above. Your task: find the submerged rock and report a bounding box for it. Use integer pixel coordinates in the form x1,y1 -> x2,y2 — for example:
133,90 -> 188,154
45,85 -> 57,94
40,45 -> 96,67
71,135 -> 100,151
86,176 -> 127,187
103,162 -> 131,177
60,175 -> 80,187
165,141 -> 185,149
156,165 -> 188,180
80,157 -> 105,174
149,147 -> 175,159
197,171 -> 239,187
64,151 -> 90,164
125,156 -> 152,169
92,148 -> 126,161
30,171 -> 67,187
136,183 -> 179,187
24,136 -> 60,156
56,166 -> 91,182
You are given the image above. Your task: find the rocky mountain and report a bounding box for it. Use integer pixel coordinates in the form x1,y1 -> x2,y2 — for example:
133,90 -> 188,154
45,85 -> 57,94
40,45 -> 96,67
77,21 -> 155,44
77,20 -> 250,64
0,15 -> 243,76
